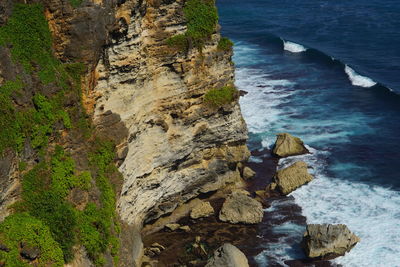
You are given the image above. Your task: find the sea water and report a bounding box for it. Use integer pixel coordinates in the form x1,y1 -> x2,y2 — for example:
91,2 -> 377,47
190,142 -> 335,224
217,0 -> 400,266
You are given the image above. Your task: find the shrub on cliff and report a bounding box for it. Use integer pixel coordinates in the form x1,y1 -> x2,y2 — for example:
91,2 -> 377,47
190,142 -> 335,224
204,86 -> 238,108
0,213 -> 64,267
218,37 -> 234,51
167,0 -> 218,51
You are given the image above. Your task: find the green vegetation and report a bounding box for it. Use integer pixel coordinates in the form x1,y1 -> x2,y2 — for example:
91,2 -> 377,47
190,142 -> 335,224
0,4 -> 59,84
167,0 -> 218,51
69,0 -> 84,8
0,213 -> 64,267
217,37 -> 233,51
79,139 -> 120,266
204,86 -> 238,108
0,4 -> 121,266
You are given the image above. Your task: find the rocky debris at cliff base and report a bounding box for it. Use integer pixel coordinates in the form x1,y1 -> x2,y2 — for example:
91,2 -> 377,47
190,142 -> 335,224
273,161 -> 313,195
302,224 -> 360,260
205,243 -> 249,267
242,166 -> 256,180
144,243 -> 166,258
219,191 -> 263,224
272,133 -> 309,157
165,223 -> 181,231
190,200 -> 215,219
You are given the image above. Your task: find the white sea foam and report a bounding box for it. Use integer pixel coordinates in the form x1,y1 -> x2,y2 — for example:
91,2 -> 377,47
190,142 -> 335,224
283,40 -> 307,53
288,149 -> 400,267
344,65 -> 377,88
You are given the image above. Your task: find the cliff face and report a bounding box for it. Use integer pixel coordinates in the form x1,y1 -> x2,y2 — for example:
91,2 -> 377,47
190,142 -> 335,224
92,0 -> 250,226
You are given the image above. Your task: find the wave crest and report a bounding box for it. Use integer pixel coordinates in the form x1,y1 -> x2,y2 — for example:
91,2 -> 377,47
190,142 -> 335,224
344,65 -> 377,88
283,40 -> 307,53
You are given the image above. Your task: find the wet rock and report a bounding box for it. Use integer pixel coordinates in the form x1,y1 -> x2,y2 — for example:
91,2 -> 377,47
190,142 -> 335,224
273,161 -> 313,195
272,133 -> 309,157
205,243 -> 249,267
190,201 -> 214,219
242,166 -> 256,180
219,191 -> 263,224
302,224 -> 360,259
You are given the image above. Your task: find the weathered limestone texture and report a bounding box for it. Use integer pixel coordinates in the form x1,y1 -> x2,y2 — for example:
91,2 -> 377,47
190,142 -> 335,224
92,0 -> 250,226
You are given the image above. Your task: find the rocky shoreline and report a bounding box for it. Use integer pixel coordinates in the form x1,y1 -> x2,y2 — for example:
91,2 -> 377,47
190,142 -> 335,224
141,134 -> 359,266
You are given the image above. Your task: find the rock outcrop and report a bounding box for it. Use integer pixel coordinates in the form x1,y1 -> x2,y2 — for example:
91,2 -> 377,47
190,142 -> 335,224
205,243 -> 249,267
273,161 -> 313,195
242,166 -> 256,180
190,201 -> 214,219
272,133 -> 309,157
302,224 -> 360,259
92,0 -> 250,226
219,191 -> 263,224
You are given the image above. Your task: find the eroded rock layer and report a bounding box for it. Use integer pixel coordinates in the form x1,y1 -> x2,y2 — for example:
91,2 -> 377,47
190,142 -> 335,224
92,0 -> 250,226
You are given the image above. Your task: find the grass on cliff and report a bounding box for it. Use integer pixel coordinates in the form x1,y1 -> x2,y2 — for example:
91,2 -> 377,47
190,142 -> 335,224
167,0 -> 218,51
0,3 -> 120,266
204,86 -> 238,108
217,37 -> 233,51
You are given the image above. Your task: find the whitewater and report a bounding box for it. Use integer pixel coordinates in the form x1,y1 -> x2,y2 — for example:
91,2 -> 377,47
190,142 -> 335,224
235,41 -> 400,266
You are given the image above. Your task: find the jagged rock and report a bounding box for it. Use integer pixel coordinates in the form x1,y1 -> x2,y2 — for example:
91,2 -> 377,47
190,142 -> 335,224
205,243 -> 249,267
219,191 -> 263,224
144,243 -> 166,258
273,161 -> 313,195
165,223 -> 180,231
242,166 -> 256,180
303,224 -> 360,259
190,201 -> 214,219
272,133 -> 309,157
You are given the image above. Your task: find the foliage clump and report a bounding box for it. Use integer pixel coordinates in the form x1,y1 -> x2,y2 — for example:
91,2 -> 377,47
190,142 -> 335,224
204,86 -> 238,108
167,0 -> 218,51
217,37 -> 233,51
69,0 -> 84,8
0,213 -> 64,267
0,4 -> 121,266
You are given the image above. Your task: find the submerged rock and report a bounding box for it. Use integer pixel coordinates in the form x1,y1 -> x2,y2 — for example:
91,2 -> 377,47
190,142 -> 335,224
190,201 -> 214,219
165,223 -> 180,231
272,133 -> 309,157
205,243 -> 249,267
303,224 -> 360,259
219,191 -> 263,224
273,161 -> 313,195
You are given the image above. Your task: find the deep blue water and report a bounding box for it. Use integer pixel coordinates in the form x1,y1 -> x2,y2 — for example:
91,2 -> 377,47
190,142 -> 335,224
217,0 -> 400,266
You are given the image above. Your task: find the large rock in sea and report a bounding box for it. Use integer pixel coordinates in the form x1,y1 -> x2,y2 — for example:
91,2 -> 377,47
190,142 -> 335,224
272,133 -> 309,157
219,191 -> 263,224
302,224 -> 360,259
205,243 -> 249,267
273,161 -> 313,195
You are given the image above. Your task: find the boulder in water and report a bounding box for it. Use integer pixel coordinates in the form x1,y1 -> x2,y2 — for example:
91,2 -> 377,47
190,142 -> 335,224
205,243 -> 249,267
273,161 -> 313,195
272,133 -> 309,157
302,224 -> 360,259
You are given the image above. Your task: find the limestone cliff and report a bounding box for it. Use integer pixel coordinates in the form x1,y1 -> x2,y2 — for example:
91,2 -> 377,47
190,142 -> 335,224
0,0 -> 249,265
91,0 -> 250,226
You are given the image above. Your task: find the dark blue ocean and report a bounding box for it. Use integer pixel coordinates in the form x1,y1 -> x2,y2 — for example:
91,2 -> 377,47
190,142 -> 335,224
217,0 -> 400,266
